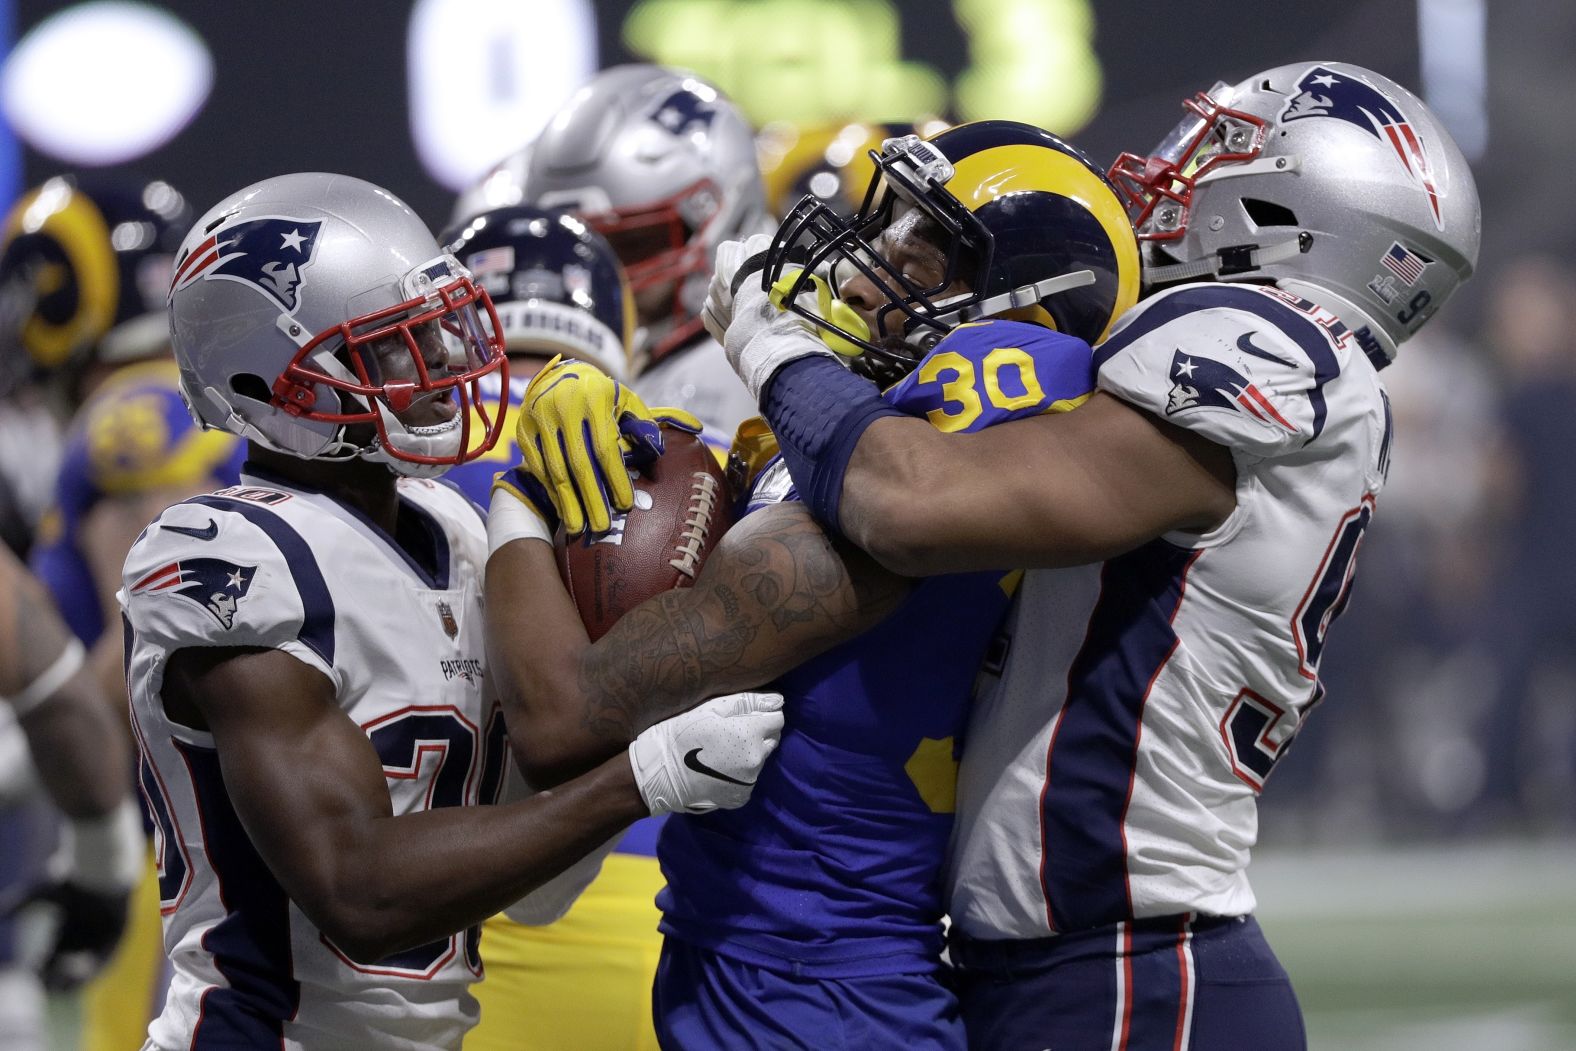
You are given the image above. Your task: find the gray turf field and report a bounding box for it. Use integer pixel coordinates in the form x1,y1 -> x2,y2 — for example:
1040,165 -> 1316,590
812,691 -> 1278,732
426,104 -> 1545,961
47,840 -> 1576,1049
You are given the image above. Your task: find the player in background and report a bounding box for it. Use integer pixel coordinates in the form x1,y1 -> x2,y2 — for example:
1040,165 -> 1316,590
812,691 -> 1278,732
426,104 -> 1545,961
0,543 -> 142,1051
0,174 -> 208,1051
441,203 -> 637,501
689,63 -> 1478,1049
439,204 -> 678,1051
755,119 -> 947,220
126,172 -> 781,1050
519,64 -> 770,449
488,121 -> 1139,1048
0,174 -> 192,557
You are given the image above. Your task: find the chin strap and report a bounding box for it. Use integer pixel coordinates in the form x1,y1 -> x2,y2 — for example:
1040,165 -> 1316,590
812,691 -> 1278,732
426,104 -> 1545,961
932,270 -> 1097,327
895,271 -> 1100,358
1145,232 -> 1313,286
363,402 -> 463,479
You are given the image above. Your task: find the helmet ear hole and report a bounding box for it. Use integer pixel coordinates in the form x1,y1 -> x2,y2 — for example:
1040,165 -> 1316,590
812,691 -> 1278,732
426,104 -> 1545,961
1241,198 -> 1298,228
229,372 -> 273,404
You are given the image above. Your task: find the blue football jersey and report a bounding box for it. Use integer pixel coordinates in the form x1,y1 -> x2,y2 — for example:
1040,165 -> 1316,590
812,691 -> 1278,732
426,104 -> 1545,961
30,362 -> 243,645
656,320 -> 1095,976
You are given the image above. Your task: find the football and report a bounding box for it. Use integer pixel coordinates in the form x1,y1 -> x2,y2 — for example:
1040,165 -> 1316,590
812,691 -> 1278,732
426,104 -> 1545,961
555,427 -> 735,641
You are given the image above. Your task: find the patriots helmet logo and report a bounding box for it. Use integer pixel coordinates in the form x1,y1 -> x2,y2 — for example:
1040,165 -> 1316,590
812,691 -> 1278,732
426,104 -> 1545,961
1279,65 -> 1443,230
132,557 -> 257,629
649,87 -> 717,137
1165,350 -> 1297,432
170,216 -> 324,312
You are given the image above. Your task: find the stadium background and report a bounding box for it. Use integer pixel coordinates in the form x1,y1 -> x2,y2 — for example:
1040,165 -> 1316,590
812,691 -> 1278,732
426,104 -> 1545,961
2,1 -> 1571,1047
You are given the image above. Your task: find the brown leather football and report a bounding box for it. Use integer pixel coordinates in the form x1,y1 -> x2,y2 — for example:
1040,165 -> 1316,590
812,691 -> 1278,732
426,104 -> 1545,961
555,427 -> 735,641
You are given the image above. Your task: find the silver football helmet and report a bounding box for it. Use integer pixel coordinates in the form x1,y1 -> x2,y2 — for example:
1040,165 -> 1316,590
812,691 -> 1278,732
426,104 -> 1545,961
168,173 -> 508,478
1108,61 -> 1480,362
524,64 -> 769,368
450,140 -> 533,228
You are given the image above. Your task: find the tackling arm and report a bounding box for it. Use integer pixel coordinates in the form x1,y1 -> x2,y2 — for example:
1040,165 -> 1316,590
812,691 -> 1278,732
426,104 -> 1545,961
486,499 -> 910,786
835,391 -> 1237,575
162,645 -> 649,963
0,543 -> 129,818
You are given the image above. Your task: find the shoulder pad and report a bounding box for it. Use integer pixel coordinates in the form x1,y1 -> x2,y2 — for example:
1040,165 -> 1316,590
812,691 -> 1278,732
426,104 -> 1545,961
1095,284 -> 1344,458
120,496 -> 335,680
887,320 -> 1096,433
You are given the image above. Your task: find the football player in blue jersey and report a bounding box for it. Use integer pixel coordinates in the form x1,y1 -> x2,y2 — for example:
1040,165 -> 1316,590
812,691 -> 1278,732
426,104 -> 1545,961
0,173 -> 193,559
440,203 -> 638,506
691,66 -> 1473,1051
512,74 -> 1480,1049
0,542 -> 142,1051
486,120 -> 1139,1050
439,204 -> 691,1051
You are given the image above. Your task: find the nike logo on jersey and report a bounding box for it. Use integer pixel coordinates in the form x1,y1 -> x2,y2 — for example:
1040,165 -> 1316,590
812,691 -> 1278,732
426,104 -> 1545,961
683,747 -> 754,786
160,518 -> 219,541
1235,331 -> 1295,368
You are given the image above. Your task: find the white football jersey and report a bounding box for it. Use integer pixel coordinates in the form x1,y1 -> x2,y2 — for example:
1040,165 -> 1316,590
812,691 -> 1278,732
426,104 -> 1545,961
948,282 -> 1393,940
121,467 -> 506,1051
631,334 -> 757,451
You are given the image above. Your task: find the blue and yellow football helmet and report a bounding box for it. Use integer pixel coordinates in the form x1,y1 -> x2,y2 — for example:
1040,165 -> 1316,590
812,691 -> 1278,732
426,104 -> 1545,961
756,119 -> 949,220
764,120 -> 1141,386
0,174 -> 190,396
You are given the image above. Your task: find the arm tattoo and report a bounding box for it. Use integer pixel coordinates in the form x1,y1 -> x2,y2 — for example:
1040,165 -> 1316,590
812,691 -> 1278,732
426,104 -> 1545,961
577,502 -> 909,741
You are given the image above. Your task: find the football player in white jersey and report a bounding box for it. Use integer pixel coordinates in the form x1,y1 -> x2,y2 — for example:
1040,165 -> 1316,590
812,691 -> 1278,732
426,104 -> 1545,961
690,63 -> 1480,1049
123,172 -> 783,1051
519,64 -> 771,447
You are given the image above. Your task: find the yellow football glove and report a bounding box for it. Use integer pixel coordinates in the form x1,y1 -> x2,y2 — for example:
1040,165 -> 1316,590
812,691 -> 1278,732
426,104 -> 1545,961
515,356 -> 702,536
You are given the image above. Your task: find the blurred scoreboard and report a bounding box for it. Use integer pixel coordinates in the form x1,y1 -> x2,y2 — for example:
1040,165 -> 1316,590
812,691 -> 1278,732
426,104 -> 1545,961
7,0 -> 1415,226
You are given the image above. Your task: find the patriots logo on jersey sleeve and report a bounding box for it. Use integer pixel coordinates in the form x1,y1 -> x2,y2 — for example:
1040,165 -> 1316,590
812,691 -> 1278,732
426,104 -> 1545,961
131,557 -> 257,629
1279,65 -> 1442,231
649,87 -> 717,136
1164,350 -> 1297,432
170,217 -> 324,312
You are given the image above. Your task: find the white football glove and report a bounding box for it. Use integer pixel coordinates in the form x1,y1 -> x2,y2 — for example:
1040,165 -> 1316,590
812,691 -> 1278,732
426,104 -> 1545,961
701,233 -> 775,345
628,691 -> 785,815
723,275 -> 837,403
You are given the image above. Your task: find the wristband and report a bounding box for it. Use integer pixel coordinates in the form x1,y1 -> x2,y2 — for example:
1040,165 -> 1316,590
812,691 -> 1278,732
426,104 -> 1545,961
487,484 -> 555,555
65,797 -> 144,893
4,639 -> 85,718
760,355 -> 903,535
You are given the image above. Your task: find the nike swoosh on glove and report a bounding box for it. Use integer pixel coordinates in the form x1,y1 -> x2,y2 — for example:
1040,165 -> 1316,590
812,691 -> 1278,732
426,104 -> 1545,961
628,691 -> 785,815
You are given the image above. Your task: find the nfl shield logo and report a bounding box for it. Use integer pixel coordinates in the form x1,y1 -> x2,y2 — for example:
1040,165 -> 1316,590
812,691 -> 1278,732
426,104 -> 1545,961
436,600 -> 459,639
